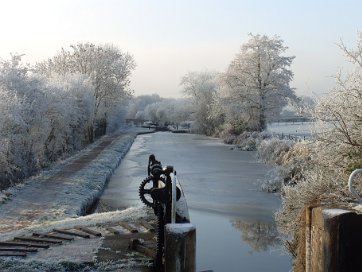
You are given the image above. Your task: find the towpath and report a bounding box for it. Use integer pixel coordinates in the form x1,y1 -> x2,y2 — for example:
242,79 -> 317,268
0,128 -> 151,235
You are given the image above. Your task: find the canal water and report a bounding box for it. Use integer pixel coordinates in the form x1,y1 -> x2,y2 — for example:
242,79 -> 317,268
97,132 -> 292,272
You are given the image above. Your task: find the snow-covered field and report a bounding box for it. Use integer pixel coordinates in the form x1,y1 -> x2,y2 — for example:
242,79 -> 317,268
266,121 -> 314,139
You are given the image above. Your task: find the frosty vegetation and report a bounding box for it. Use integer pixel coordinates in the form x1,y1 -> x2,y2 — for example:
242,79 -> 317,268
0,27 -> 358,271
0,43 -> 135,189
126,94 -> 193,128
253,32 -> 362,264
121,33 -> 362,271
128,32 -> 362,265
127,34 -> 308,139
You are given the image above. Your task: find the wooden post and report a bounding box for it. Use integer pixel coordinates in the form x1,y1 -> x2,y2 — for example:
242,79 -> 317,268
164,223 -> 196,272
307,207 -> 362,272
305,206 -> 313,272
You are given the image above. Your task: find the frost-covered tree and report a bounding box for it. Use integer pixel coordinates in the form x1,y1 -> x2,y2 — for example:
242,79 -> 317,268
42,73 -> 96,159
0,86 -> 27,186
36,43 -> 136,137
296,95 -> 316,115
275,32 -> 362,265
127,94 -> 193,127
223,34 -> 296,131
180,71 -> 221,135
126,94 -> 163,120
0,55 -> 50,179
0,55 -> 96,188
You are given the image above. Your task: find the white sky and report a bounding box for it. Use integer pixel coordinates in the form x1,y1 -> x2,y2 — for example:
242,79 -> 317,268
0,0 -> 360,98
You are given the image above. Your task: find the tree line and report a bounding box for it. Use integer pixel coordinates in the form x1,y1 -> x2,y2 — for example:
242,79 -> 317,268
0,43 -> 135,189
2,34 -> 303,189
128,34 -> 311,138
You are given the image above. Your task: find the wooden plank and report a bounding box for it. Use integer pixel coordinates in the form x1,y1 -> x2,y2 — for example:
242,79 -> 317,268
74,226 -> 102,237
0,252 -> 27,257
106,227 -> 120,235
0,247 -> 38,252
53,228 -> 90,238
14,236 -> 62,244
134,243 -> 155,258
33,232 -> 74,241
139,220 -> 155,232
0,241 -> 50,248
129,239 -> 155,258
119,222 -> 138,233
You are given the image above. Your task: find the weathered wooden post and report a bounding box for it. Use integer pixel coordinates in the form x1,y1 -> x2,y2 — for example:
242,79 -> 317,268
302,170 -> 362,271
164,223 -> 196,272
306,206 -> 362,272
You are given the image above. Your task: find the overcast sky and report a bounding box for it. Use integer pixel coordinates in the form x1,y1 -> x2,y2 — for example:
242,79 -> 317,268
0,0 -> 360,98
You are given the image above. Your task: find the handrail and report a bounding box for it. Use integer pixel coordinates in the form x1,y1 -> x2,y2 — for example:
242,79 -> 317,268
348,169 -> 362,203
170,171 -> 177,224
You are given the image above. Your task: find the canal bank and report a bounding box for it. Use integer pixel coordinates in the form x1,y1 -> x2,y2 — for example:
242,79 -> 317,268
98,132 -> 292,272
0,127 -> 157,272
0,130 -> 291,271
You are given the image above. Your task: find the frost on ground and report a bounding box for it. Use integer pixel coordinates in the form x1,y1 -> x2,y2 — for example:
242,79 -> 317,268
0,128 -> 150,231
0,208 -> 153,272
0,207 -> 148,241
0,127 -> 155,271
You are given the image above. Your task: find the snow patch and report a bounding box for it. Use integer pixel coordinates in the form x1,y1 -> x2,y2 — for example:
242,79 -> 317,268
322,208 -> 352,218
0,207 -> 147,242
165,223 -> 195,235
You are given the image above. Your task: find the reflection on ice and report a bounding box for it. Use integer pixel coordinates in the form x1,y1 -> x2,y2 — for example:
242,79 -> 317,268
100,132 -> 292,271
231,219 -> 282,252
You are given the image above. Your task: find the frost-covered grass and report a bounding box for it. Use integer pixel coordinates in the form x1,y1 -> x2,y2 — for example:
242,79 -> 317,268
257,138 -> 304,193
222,131 -> 271,151
257,137 -> 294,165
218,130 -> 305,193
0,128 -> 156,271
47,134 -> 136,218
0,127 -> 152,229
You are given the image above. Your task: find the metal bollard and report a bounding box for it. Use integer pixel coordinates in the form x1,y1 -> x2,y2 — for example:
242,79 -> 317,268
164,223 -> 196,272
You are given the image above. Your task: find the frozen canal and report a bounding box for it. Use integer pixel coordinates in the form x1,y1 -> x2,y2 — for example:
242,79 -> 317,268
98,132 -> 291,272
